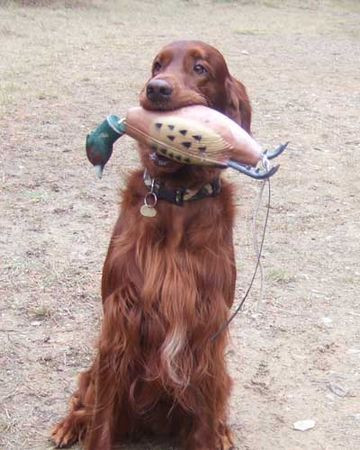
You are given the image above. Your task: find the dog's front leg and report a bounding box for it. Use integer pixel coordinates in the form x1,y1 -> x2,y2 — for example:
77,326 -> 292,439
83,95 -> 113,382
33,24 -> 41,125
81,354 -> 114,450
83,293 -> 130,450
51,369 -> 94,448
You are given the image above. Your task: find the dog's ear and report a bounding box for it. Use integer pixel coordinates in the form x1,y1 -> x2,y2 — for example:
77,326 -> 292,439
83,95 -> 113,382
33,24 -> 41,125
224,77 -> 252,134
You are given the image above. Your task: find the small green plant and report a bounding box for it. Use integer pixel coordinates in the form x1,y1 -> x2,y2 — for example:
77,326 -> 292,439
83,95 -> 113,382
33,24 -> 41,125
268,268 -> 295,285
31,305 -> 52,319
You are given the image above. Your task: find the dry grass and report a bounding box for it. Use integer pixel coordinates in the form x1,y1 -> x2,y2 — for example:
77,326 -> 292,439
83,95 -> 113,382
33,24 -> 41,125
1,0 -> 360,449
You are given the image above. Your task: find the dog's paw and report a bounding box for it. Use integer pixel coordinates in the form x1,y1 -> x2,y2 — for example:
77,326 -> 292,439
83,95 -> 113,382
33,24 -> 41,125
51,419 -> 78,448
219,430 -> 234,450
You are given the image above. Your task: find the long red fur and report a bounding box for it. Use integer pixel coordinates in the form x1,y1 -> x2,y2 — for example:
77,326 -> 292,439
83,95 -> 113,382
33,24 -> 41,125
52,40 -> 252,450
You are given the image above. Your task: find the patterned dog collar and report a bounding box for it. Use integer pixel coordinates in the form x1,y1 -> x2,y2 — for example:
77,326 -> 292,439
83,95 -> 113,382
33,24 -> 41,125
143,170 -> 221,207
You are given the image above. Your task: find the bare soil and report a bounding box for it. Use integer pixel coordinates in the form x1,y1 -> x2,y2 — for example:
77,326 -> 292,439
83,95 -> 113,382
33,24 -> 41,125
1,1 -> 359,449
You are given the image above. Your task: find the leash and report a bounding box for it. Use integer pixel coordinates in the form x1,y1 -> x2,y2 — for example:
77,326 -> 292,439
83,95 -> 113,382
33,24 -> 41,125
211,178 -> 271,341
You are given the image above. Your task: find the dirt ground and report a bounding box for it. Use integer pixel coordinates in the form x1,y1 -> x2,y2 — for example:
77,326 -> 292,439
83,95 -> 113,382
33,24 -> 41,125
1,0 -> 359,449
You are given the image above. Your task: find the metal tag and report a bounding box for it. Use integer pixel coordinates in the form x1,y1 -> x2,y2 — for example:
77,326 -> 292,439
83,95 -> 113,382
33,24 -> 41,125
140,204 -> 157,217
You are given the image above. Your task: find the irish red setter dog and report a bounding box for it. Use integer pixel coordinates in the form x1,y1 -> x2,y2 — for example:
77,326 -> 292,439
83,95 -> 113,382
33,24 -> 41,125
52,40 -> 252,450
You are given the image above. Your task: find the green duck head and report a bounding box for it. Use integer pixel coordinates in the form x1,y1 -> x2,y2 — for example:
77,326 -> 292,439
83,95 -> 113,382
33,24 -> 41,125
86,115 -> 125,178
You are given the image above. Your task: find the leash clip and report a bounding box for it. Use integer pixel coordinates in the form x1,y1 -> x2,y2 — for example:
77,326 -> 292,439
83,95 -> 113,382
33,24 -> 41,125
141,174 -> 158,217
145,178 -> 158,207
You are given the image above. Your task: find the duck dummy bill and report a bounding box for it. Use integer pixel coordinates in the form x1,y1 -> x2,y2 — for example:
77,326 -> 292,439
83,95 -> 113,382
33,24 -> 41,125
86,105 -> 288,179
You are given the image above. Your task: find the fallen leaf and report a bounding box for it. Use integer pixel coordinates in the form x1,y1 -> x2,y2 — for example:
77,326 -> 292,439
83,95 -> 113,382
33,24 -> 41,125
328,383 -> 348,397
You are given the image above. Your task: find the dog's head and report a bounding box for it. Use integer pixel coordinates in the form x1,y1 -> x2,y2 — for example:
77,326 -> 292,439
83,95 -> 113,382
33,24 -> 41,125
138,40 -> 252,176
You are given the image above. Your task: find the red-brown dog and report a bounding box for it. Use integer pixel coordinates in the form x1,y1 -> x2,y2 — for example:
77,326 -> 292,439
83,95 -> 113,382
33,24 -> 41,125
52,40 -> 252,450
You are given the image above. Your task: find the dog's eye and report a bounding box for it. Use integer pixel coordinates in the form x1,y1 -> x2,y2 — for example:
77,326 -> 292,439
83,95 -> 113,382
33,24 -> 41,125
153,61 -> 162,73
193,64 -> 207,75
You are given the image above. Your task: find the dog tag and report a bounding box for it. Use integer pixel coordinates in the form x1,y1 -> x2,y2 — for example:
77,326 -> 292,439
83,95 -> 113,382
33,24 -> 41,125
140,204 -> 157,217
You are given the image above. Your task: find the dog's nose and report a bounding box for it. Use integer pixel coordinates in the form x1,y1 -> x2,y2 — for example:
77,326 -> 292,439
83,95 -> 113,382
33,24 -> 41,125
146,79 -> 173,102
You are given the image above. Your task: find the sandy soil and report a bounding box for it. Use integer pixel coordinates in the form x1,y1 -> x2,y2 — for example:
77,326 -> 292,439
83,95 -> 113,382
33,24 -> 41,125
1,0 -> 359,449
